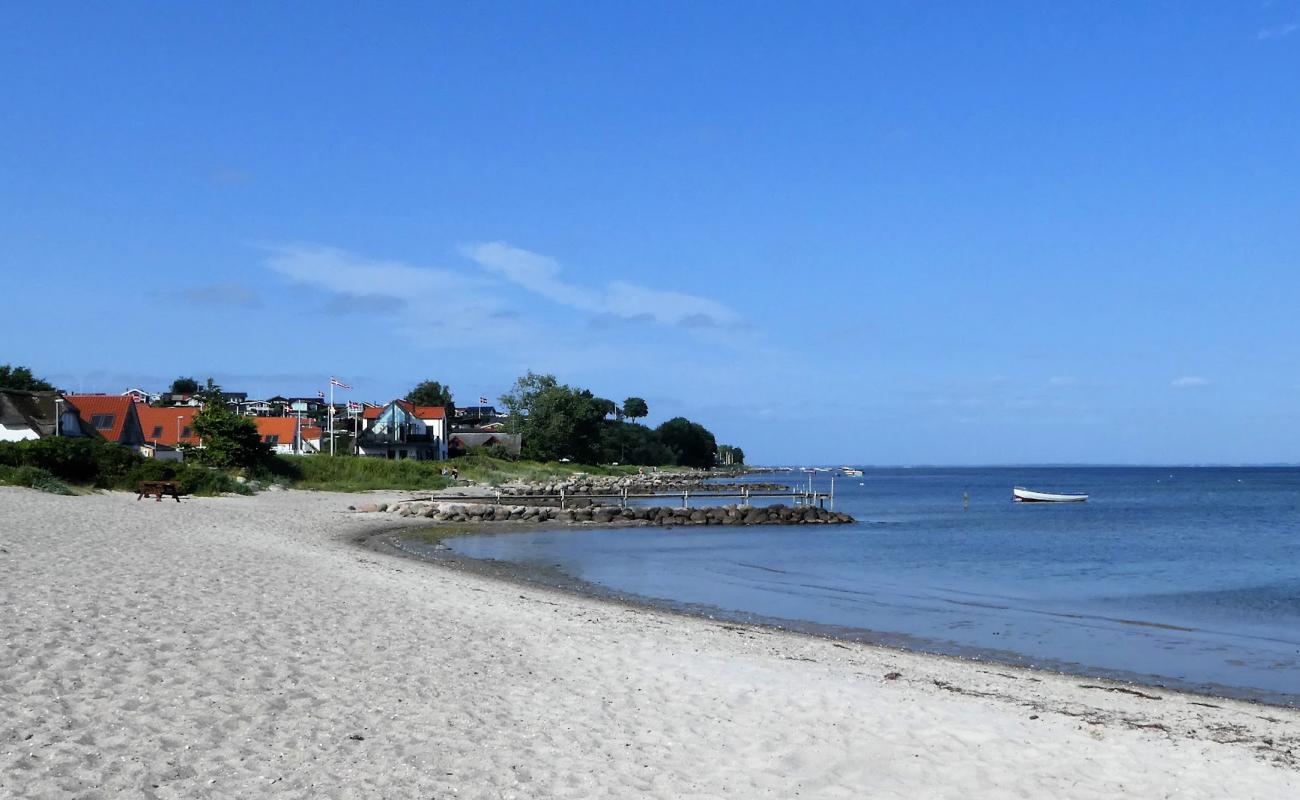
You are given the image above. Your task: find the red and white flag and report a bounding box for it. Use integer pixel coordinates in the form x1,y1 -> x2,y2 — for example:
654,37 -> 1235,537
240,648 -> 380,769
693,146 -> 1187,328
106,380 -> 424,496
330,377 -> 351,389
479,396 -> 489,405
317,390 -> 325,399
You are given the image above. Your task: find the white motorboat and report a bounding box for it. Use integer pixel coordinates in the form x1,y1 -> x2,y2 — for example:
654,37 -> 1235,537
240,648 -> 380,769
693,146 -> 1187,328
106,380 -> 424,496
841,467 -> 864,477
1013,486 -> 1088,503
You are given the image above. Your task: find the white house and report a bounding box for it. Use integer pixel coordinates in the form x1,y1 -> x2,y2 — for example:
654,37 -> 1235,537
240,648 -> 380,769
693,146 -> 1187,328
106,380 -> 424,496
357,400 -> 448,461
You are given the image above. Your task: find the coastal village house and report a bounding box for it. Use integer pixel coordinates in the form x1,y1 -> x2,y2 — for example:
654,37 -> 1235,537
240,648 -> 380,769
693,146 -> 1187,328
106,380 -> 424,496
0,390 -> 86,441
357,400 -> 448,461
65,395 -> 144,448
135,405 -> 201,448
252,417 -> 321,455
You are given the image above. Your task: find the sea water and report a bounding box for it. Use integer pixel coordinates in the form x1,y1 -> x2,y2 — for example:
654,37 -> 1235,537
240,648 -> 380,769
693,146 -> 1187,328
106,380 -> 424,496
431,467 -> 1300,704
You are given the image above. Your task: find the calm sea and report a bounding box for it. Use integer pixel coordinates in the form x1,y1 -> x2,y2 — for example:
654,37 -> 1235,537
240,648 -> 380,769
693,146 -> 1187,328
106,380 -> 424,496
425,467 -> 1300,705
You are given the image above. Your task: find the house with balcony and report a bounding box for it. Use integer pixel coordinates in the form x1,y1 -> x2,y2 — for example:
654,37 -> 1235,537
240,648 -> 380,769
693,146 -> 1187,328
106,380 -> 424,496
356,400 -> 447,461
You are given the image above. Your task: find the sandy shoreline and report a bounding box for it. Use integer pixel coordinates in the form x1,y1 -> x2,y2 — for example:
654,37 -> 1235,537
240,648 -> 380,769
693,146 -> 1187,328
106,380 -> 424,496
2,488 -> 1298,798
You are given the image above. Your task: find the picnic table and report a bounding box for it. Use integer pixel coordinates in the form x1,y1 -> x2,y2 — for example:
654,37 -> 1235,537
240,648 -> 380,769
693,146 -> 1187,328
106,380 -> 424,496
136,480 -> 181,502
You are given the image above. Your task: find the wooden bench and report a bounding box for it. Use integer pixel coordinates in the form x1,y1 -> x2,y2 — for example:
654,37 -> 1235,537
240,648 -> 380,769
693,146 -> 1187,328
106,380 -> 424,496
136,480 -> 181,502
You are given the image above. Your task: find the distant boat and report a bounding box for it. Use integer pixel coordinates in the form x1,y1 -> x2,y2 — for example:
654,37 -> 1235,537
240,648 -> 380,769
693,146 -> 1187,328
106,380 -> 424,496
1013,487 -> 1088,503
841,467 -> 864,477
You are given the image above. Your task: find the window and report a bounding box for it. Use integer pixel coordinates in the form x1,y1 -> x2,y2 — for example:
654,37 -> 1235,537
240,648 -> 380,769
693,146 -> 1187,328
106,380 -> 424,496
151,426 -> 163,438
264,435 -> 279,444
90,414 -> 115,430
182,427 -> 192,438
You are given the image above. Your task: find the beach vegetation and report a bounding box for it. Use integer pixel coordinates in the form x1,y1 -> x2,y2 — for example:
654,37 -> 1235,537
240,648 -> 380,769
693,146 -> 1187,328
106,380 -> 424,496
278,453 -> 453,492
0,364 -> 55,392
0,437 -> 251,496
0,464 -> 76,494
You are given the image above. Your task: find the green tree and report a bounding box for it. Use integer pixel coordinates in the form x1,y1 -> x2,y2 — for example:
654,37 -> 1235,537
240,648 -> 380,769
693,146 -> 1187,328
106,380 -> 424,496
192,401 -> 270,470
170,377 -> 199,395
406,380 -> 455,417
0,364 -> 54,392
502,372 -> 606,463
598,420 -> 673,466
655,417 -> 718,469
499,371 -> 558,418
621,396 -> 648,421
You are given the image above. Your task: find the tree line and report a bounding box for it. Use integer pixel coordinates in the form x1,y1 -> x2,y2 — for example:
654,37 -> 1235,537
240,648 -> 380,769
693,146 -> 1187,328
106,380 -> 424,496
497,371 -> 737,468
1,363 -> 745,469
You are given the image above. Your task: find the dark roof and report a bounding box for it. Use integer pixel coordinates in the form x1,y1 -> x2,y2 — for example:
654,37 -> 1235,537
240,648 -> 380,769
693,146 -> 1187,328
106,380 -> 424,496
0,390 -> 61,436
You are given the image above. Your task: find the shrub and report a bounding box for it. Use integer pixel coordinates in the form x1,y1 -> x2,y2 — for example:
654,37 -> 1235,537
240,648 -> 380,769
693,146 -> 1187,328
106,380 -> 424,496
0,464 -> 75,495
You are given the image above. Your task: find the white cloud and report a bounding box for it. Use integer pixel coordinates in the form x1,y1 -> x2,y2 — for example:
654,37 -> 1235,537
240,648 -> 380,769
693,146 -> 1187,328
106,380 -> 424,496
261,243 -> 529,348
460,241 -> 740,328
1171,375 -> 1210,389
1257,22 -> 1299,40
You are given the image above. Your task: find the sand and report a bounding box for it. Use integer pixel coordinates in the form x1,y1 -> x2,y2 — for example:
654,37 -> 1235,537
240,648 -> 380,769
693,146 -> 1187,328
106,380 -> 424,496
1,486 -> 1297,799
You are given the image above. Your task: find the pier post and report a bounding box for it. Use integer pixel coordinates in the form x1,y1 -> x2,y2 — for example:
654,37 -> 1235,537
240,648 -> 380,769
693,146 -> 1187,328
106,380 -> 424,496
560,489 -> 565,510
682,490 -> 689,509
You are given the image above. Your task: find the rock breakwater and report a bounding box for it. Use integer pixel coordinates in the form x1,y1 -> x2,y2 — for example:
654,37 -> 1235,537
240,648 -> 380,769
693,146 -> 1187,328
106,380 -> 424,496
354,500 -> 854,526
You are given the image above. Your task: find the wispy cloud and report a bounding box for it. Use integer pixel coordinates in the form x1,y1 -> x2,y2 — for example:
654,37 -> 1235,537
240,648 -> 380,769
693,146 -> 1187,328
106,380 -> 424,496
460,241 -> 740,329
1171,375 -> 1211,389
262,243 -> 529,347
162,282 -> 262,308
1257,22 -> 1299,40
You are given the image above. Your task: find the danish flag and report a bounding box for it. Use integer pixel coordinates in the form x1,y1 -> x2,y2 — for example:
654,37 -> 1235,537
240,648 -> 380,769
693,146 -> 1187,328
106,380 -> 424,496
330,377 -> 351,389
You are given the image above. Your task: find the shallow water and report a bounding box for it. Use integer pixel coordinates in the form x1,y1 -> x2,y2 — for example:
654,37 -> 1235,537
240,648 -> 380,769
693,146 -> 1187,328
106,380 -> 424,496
429,467 -> 1300,704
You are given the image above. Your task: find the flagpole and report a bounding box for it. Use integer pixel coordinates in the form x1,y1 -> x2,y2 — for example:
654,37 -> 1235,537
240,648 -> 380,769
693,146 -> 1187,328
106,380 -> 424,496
329,382 -> 335,456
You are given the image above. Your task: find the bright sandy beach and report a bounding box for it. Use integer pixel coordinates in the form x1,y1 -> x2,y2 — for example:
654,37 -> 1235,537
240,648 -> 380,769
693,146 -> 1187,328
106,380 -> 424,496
2,486 -> 1297,799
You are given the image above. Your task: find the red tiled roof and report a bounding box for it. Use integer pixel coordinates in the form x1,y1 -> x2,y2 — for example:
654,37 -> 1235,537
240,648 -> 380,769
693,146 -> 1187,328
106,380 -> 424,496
65,395 -> 140,444
363,401 -> 446,420
300,426 -> 323,442
135,405 -> 200,446
252,417 -> 302,446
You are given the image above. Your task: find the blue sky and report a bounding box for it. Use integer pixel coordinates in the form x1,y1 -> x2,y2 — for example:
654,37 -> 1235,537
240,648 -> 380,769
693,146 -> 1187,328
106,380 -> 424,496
2,2 -> 1298,464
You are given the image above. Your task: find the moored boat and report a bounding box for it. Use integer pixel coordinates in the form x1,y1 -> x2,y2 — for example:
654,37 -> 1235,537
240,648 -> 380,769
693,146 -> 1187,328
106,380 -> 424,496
841,467 -> 864,477
1013,486 -> 1088,503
